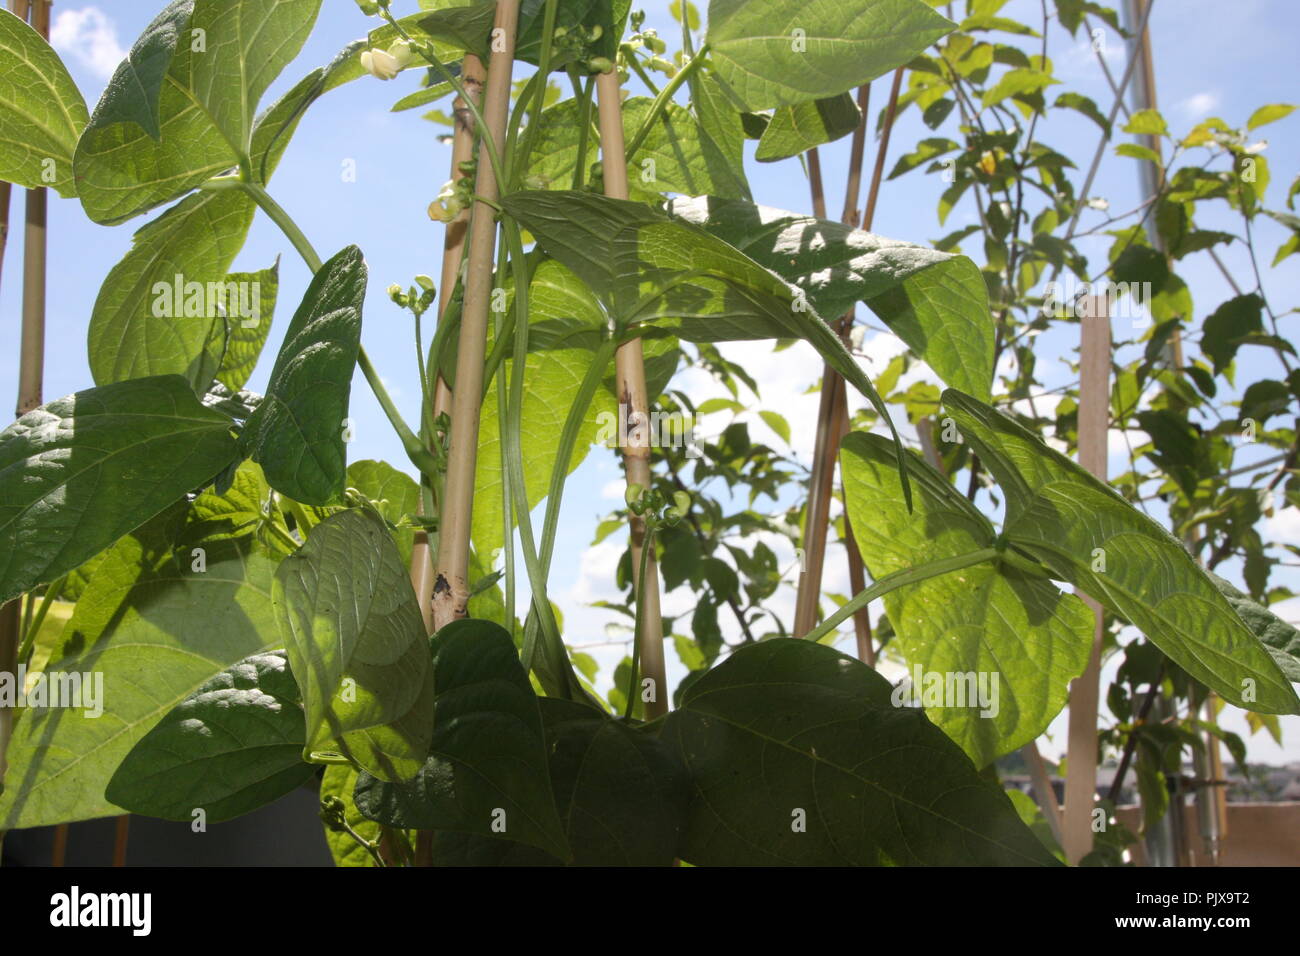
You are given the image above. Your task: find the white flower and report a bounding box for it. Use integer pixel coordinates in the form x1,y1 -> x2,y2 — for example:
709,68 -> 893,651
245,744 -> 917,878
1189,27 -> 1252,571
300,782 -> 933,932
428,180 -> 463,223
360,41 -> 412,81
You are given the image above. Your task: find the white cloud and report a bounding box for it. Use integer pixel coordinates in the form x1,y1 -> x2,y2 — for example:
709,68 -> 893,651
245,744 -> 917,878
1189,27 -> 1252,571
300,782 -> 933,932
50,7 -> 126,81
1178,91 -> 1221,119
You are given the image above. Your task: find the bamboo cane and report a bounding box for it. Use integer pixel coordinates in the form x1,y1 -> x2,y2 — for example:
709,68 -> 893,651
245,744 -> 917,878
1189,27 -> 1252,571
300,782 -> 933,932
1061,295 -> 1110,864
596,69 -> 666,719
430,4 -> 520,631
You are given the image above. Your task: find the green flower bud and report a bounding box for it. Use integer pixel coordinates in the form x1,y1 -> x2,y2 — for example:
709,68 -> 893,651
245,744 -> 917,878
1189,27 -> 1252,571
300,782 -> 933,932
587,56 -> 615,74
415,274 -> 435,292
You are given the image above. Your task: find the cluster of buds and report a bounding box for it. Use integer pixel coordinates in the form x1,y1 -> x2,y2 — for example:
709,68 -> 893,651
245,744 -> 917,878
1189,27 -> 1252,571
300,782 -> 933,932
552,23 -> 613,74
353,0 -> 384,15
319,796 -> 348,833
360,39 -> 414,80
429,159 -> 477,223
624,484 -> 691,528
387,274 -> 437,316
621,21 -> 675,78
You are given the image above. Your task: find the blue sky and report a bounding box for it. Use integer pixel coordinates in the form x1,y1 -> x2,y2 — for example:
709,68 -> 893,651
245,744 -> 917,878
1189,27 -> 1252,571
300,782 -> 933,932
4,0 -> 1298,762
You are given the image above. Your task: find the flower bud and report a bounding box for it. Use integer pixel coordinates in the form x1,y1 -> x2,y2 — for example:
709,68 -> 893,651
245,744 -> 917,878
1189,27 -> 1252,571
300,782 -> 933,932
587,56 -> 614,74
415,274 -> 435,292
354,0 -> 381,15
624,483 -> 646,512
388,39 -> 415,70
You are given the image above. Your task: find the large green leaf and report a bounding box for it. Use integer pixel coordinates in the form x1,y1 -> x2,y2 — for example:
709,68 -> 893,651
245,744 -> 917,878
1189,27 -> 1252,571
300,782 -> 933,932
688,71 -> 751,199
353,619 -> 570,862
840,432 -> 1093,766
105,652 -> 313,822
755,93 -> 860,163
501,189 -> 910,496
240,246 -> 366,506
705,0 -> 954,110
662,638 -> 1059,865
943,390 -> 1300,714
0,511 -> 279,829
273,508 -> 434,782
1211,575 -> 1300,683
667,195 -> 995,399
74,0 -> 322,224
0,375 -> 237,606
526,96 -> 748,199
87,63 -> 329,388
429,698 -> 690,866
0,8 -> 89,196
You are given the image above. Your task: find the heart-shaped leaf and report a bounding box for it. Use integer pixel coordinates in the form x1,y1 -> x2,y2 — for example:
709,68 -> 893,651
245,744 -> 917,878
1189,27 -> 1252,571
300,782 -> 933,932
353,618 -> 570,863
666,195 -> 995,399
273,508 -> 434,782
74,0 -> 323,224
841,431 -> 1093,766
662,637 -> 1060,865
0,8 -> 89,196
943,389 -> 1300,715
755,93 -> 861,163
0,508 -> 280,830
105,652 -> 313,822
705,0 -> 954,110
0,375 -> 237,605
240,246 -> 366,506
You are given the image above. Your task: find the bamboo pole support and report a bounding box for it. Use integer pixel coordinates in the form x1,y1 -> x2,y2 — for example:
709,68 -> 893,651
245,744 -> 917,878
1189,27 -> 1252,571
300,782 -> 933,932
597,69 -> 666,719
1061,295 -> 1110,864
430,3 -> 519,631
410,55 -> 485,641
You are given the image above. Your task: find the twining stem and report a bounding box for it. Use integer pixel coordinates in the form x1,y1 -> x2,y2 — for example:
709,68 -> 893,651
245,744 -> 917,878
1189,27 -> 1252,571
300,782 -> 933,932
234,181 -> 440,482
598,68 -> 667,720
623,43 -> 709,162
802,548 -> 999,645
431,0 -> 521,630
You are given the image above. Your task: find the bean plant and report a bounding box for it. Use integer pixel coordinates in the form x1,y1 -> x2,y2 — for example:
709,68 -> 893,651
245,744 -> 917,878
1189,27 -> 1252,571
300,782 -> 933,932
0,0 -> 1296,867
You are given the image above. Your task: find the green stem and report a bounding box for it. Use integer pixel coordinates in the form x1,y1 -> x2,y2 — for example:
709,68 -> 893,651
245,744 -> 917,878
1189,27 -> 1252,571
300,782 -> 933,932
511,0 -> 560,188
623,43 -> 709,161
624,519 -> 655,720
569,70 -> 596,189
237,181 -> 439,481
380,10 -> 505,189
802,548 -> 1001,645
15,577 -> 63,666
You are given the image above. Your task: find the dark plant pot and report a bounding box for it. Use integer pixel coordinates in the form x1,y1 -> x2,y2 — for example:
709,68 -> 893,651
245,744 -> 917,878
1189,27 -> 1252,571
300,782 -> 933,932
2,781 -> 333,866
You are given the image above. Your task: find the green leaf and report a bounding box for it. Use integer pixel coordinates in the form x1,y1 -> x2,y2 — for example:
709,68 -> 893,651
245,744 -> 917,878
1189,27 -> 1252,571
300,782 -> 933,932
943,389 -> 1300,715
213,263 -> 281,391
273,508 -> 434,782
86,65 -> 326,388
662,638 -> 1060,865
1211,576 -> 1300,683
980,67 -> 1056,110
1123,108 -> 1167,136
689,71 -> 751,199
758,409 -> 791,444
74,0 -> 323,224
667,195 -> 995,399
346,459 -> 422,567
1054,92 -> 1109,133
240,245 -> 366,506
353,619 -> 570,862
105,652 -> 313,822
840,432 -> 1093,765
320,764 -> 381,866
0,8 -> 89,196
755,92 -> 861,163
1201,293 -> 1263,374
1115,142 -> 1161,164
0,518 -> 280,829
1247,103 -> 1295,131
430,699 -> 690,866
504,189 -> 912,501
0,375 -> 237,605
705,0 -> 954,110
